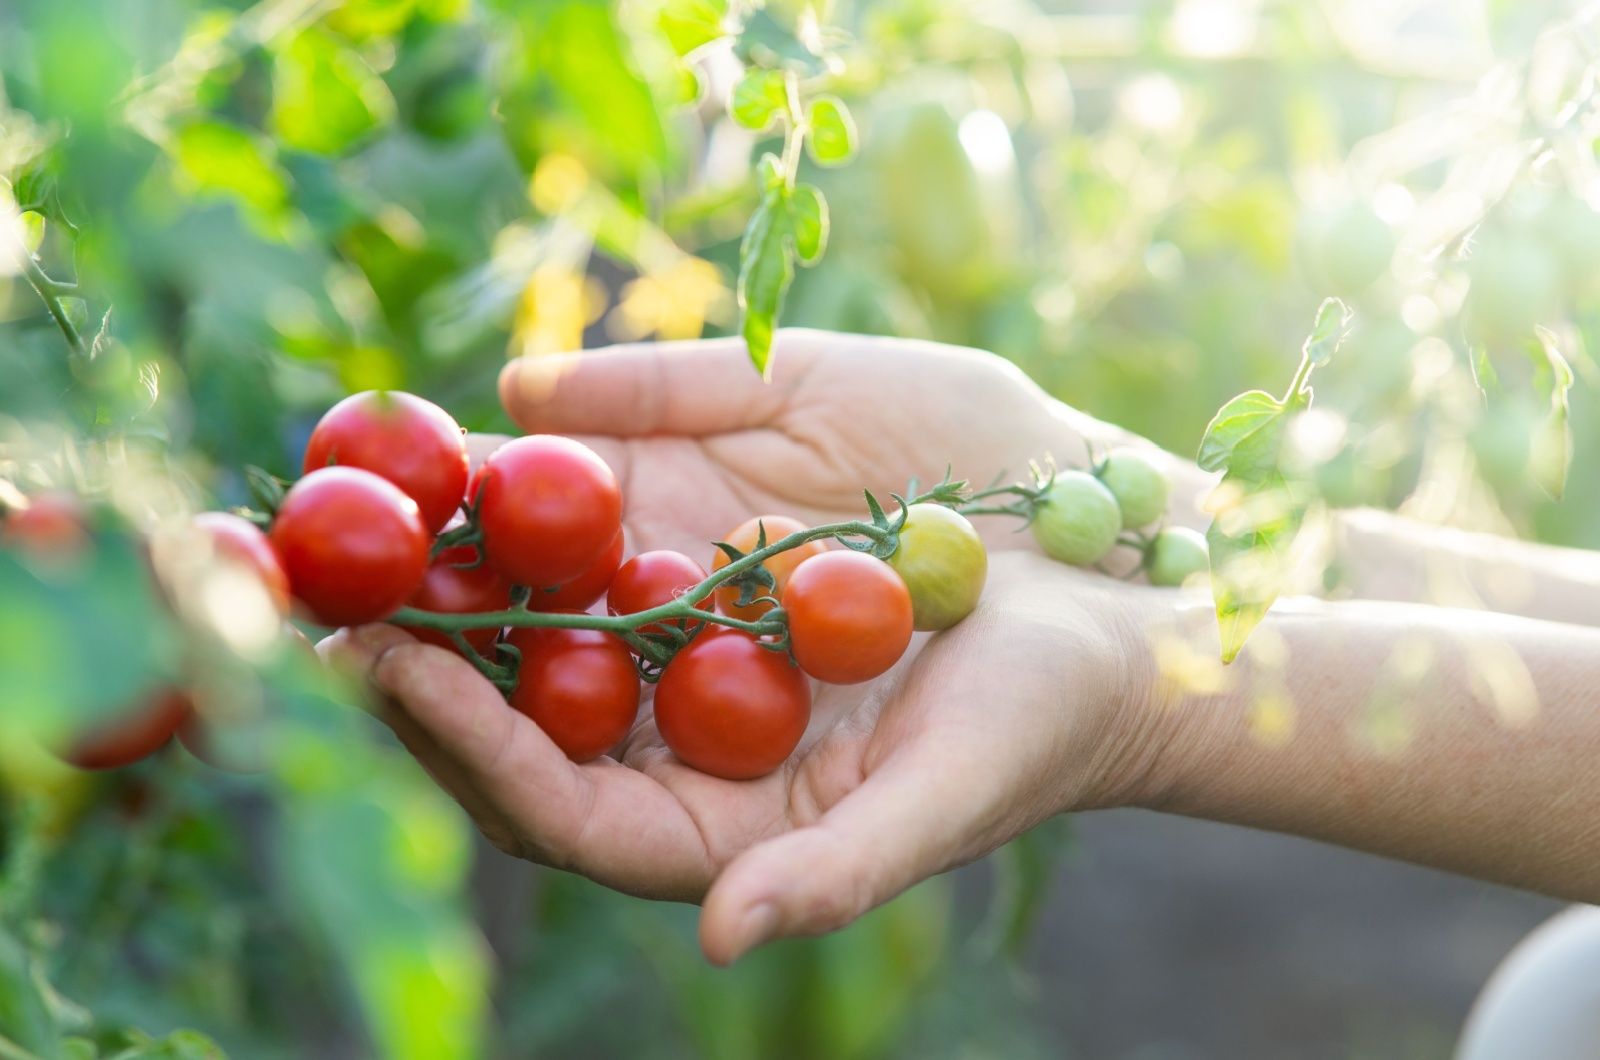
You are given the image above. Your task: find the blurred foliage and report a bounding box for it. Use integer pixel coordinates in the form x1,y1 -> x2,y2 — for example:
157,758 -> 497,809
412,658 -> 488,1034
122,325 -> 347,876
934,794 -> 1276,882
3,0 -> 1599,1056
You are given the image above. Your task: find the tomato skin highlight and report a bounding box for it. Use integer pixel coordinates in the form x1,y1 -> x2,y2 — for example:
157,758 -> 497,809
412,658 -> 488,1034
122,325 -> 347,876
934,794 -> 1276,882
506,624 -> 640,762
529,529 -> 624,612
270,466 -> 431,627
192,511 -> 291,616
398,544 -> 512,655
885,503 -> 987,631
476,436 -> 623,589
711,515 -> 827,622
66,689 -> 191,770
303,391 -> 469,533
654,632 -> 811,780
606,550 -> 712,636
782,551 -> 914,684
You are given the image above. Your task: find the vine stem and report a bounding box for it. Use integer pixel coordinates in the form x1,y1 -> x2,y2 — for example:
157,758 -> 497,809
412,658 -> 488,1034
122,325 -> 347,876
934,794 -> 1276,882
10,228 -> 87,359
1283,350 -> 1314,405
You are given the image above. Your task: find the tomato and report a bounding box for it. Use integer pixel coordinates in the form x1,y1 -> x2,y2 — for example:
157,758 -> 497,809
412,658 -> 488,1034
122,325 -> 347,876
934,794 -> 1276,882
397,543 -> 511,655
711,515 -> 826,621
1145,526 -> 1210,587
528,529 -> 624,612
476,436 -> 623,588
506,623 -> 640,762
1096,451 -> 1170,530
606,550 -> 712,636
781,551 -> 913,684
885,503 -> 986,631
303,390 -> 469,533
270,466 -> 430,626
1030,471 -> 1121,566
191,511 -> 291,616
65,689 -> 191,770
653,631 -> 811,780
3,492 -> 89,558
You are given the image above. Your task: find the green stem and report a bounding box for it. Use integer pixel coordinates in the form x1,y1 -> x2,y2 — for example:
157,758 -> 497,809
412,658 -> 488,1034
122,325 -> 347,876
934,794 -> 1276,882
1283,351 -> 1315,405
12,232 -> 86,359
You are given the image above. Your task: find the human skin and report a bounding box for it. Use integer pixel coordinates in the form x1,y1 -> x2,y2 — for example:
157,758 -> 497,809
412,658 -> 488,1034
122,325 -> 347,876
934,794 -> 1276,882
323,329 -> 1600,964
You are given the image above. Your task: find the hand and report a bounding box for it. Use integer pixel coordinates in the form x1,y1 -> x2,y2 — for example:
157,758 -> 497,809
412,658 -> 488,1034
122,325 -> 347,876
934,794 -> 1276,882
321,552 -> 1160,964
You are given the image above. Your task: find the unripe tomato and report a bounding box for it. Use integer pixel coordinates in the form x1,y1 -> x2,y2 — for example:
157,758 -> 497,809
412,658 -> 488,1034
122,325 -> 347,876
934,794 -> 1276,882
476,436 -> 623,588
654,631 -> 811,780
782,551 -> 914,684
606,550 -> 712,636
1096,451 -> 1170,530
711,515 -> 826,621
65,689 -> 191,770
270,466 -> 430,627
505,624 -> 640,762
885,504 -> 986,631
529,529 -> 624,612
398,543 -> 512,655
192,512 -> 291,616
303,391 -> 469,533
1030,471 -> 1122,566
1145,527 -> 1210,587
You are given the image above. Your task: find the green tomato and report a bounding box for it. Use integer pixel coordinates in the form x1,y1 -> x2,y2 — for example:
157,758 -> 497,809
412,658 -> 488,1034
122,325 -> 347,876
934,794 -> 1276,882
1030,471 -> 1121,566
885,503 -> 988,631
1096,450 -> 1170,530
1145,527 -> 1210,587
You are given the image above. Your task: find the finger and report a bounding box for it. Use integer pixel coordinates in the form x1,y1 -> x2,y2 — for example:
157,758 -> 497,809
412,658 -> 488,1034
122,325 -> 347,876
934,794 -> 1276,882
498,334 -> 817,437
371,642 -> 716,898
698,736 -> 1000,965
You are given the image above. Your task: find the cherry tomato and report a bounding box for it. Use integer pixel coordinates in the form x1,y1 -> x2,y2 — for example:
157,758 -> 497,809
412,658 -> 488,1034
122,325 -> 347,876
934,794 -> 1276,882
303,390 -> 469,533
711,515 -> 826,622
1145,526 -> 1210,587
528,529 -> 624,612
1030,471 -> 1121,566
506,623 -> 640,762
1095,450 -> 1170,530
782,551 -> 913,684
653,631 -> 811,780
606,550 -> 712,636
65,689 -> 191,770
476,436 -> 623,588
270,466 -> 430,626
885,503 -> 987,631
397,543 -> 511,655
191,511 -> 291,616
3,492 -> 89,558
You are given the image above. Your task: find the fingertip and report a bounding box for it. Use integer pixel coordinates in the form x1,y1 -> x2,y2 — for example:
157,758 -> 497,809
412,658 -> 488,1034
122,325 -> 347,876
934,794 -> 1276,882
700,897 -> 778,967
316,623 -> 416,674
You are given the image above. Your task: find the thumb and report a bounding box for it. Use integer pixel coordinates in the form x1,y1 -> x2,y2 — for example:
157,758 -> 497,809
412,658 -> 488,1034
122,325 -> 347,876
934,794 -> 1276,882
698,741 -> 995,965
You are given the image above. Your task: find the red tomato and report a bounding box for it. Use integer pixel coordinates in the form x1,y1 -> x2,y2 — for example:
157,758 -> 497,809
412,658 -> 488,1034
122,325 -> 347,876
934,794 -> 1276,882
653,632 -> 811,780
3,492 -> 89,558
606,550 -> 712,636
711,515 -> 827,622
397,543 -> 512,655
66,689 -> 191,770
270,466 -> 430,626
506,623 -> 640,762
303,391 -> 469,532
528,528 -> 624,612
476,436 -> 622,588
192,511 -> 290,616
782,551 -> 914,684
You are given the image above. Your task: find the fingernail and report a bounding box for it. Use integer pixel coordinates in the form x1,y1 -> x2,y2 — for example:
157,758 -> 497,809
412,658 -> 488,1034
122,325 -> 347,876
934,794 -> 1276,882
729,902 -> 779,962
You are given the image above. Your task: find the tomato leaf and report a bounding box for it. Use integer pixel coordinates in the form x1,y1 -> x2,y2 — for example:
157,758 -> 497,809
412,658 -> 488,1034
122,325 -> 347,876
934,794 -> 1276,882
737,186 -> 795,377
790,183 -> 828,265
1196,390 -> 1286,477
731,68 -> 790,131
0,925 -> 61,1058
1529,329 -> 1576,500
1205,474 -> 1306,663
805,95 -> 857,166
658,0 -> 728,57
1302,296 -> 1353,367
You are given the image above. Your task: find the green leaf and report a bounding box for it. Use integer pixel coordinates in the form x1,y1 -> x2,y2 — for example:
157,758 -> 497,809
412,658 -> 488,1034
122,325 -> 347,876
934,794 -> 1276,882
0,925 -> 61,1058
1195,390 -> 1286,478
271,29 -> 395,155
171,121 -> 289,217
105,1029 -> 227,1059
1205,474 -> 1306,664
731,68 -> 790,131
805,96 -> 857,165
1529,329 -> 1576,500
659,0 -> 728,56
737,189 -> 795,377
1302,296 -> 1353,366
790,183 -> 827,264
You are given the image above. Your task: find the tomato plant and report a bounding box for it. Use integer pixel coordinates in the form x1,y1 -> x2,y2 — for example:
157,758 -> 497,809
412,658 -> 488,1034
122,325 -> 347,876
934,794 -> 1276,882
303,391 -> 470,533
476,436 -> 624,589
885,503 -> 987,631
653,632 -> 812,780
506,623 -> 640,762
712,515 -> 827,621
270,466 -> 431,626
606,550 -> 711,636
782,551 -> 914,684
